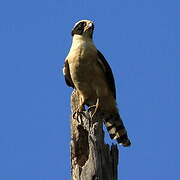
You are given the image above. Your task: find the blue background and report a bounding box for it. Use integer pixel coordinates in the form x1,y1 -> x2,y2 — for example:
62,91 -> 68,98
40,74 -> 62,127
0,0 -> 179,179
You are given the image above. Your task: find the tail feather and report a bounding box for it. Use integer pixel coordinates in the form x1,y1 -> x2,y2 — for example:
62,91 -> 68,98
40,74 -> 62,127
104,113 -> 131,147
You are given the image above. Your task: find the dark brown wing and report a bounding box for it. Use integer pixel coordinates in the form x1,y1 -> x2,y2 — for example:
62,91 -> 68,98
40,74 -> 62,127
63,59 -> 74,88
97,50 -> 116,99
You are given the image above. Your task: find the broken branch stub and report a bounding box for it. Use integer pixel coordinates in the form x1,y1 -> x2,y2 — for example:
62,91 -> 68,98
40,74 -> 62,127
70,90 -> 119,180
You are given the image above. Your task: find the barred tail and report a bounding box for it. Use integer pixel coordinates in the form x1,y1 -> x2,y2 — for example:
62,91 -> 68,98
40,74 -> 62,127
104,113 -> 131,147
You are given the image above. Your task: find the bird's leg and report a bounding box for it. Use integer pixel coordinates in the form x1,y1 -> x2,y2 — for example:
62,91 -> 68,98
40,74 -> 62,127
73,96 -> 86,122
87,98 -> 100,119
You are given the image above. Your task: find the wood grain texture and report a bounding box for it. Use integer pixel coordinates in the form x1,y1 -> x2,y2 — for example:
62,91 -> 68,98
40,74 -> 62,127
71,90 -> 119,180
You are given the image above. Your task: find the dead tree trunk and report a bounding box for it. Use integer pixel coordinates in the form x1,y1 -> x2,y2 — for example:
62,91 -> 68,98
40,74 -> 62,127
70,90 -> 119,180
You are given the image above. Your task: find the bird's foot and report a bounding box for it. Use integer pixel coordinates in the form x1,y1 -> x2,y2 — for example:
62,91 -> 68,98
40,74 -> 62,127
87,98 -> 99,119
72,105 -> 86,124
72,111 -> 85,124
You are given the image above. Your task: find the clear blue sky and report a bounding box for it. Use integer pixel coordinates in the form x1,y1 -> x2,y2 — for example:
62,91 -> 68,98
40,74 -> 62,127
0,0 -> 179,179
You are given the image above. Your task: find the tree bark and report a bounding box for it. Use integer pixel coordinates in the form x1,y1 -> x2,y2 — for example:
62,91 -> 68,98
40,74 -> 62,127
70,90 -> 119,180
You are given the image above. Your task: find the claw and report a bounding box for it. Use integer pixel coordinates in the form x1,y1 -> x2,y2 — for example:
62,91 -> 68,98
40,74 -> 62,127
72,104 -> 87,124
72,111 -> 84,124
72,111 -> 79,119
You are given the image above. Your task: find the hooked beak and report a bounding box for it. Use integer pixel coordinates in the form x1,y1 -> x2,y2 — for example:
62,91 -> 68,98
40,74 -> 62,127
88,22 -> 94,30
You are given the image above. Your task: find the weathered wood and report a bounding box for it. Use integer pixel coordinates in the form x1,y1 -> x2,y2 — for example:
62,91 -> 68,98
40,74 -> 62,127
71,90 -> 119,180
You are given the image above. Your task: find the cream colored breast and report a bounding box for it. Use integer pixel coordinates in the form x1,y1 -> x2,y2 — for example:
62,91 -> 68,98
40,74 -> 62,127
67,35 -> 97,62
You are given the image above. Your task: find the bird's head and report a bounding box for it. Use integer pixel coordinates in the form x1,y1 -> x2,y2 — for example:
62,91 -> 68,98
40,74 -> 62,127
71,20 -> 94,39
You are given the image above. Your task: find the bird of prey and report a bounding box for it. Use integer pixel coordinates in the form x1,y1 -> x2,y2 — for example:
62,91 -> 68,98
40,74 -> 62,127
63,20 -> 131,147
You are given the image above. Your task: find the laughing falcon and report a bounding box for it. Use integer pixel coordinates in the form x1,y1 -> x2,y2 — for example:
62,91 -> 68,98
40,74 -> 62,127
63,20 -> 131,147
